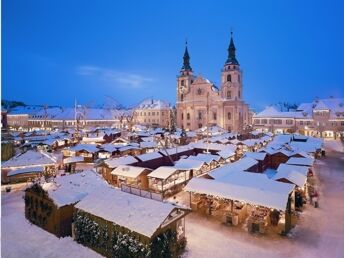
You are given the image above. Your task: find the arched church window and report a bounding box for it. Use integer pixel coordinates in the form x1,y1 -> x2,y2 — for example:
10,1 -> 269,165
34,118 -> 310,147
238,74 -> 241,83
197,88 -> 202,95
181,94 -> 184,101
227,112 -> 231,120
238,90 -> 241,98
181,80 -> 185,86
227,74 -> 231,82
227,91 -> 231,99
187,113 -> 190,120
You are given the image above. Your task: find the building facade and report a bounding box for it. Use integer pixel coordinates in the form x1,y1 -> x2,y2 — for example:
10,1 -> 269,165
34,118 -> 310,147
134,99 -> 172,128
176,33 -> 250,132
253,98 -> 344,138
7,106 -> 131,131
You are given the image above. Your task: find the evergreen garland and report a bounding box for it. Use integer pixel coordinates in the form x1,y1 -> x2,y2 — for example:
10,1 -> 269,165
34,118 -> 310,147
74,211 -> 185,258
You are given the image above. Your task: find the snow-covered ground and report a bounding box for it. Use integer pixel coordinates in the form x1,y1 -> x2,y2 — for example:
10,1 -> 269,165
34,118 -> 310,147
323,139 -> 344,153
1,140 -> 343,258
1,186 -> 103,258
182,142 -> 344,258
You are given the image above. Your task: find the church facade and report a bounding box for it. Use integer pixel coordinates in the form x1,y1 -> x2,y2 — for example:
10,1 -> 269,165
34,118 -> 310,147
176,33 -> 250,132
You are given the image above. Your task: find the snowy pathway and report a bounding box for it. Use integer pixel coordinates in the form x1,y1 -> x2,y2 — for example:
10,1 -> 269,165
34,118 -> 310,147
184,142 -> 344,258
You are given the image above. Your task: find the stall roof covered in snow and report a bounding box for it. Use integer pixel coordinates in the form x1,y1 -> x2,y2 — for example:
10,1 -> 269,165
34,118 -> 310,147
289,141 -> 320,153
100,144 -> 118,153
209,157 -> 258,180
174,159 -> 205,170
75,187 -> 178,238
215,171 -> 295,194
272,169 -> 307,187
217,147 -> 236,159
277,163 -> 309,177
164,145 -> 193,155
136,151 -> 163,162
104,156 -> 138,168
286,157 -> 314,167
185,177 -> 294,211
187,153 -> 220,165
8,166 -> 44,177
148,166 -> 179,180
140,141 -> 158,149
191,142 -> 227,151
42,170 -> 108,207
244,152 -> 267,161
2,150 -> 57,168
118,145 -> 140,152
63,156 -> 84,164
81,137 -> 105,143
69,144 -> 99,153
111,165 -> 149,178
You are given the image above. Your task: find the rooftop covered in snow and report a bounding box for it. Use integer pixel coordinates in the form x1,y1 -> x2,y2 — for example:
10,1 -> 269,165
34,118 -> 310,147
185,177 -> 294,211
75,187 -> 186,238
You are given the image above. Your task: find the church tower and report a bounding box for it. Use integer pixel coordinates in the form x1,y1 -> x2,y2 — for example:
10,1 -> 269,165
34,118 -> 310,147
221,32 -> 243,101
177,41 -> 194,102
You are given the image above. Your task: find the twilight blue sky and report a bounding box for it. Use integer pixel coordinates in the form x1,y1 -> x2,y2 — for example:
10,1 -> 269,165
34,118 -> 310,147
2,0 -> 344,110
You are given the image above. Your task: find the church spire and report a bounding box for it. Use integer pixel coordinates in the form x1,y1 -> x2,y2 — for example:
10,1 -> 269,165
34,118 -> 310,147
226,31 -> 239,65
181,40 -> 192,72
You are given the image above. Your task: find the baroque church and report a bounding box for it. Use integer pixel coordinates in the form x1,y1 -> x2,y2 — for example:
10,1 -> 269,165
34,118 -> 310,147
176,33 -> 250,132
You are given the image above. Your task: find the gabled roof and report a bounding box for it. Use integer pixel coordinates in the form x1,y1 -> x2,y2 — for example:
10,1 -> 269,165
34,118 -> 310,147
148,166 -> 179,180
8,166 -> 44,177
217,147 -> 236,159
185,177 -> 294,211
272,169 -> 307,187
2,150 -> 57,168
187,153 -> 220,165
286,157 -> 314,166
174,158 -> 205,170
277,163 -> 309,177
244,152 -> 267,161
111,165 -> 149,178
104,156 -> 138,168
313,100 -> 329,110
42,170 -> 108,207
75,187 -> 181,238
209,157 -> 258,180
70,144 -> 99,153
136,151 -> 163,162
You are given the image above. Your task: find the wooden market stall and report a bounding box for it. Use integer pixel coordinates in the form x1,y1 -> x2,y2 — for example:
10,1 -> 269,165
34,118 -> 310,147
185,176 -> 295,235
111,165 -> 151,189
148,166 -> 191,197
74,187 -> 189,258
